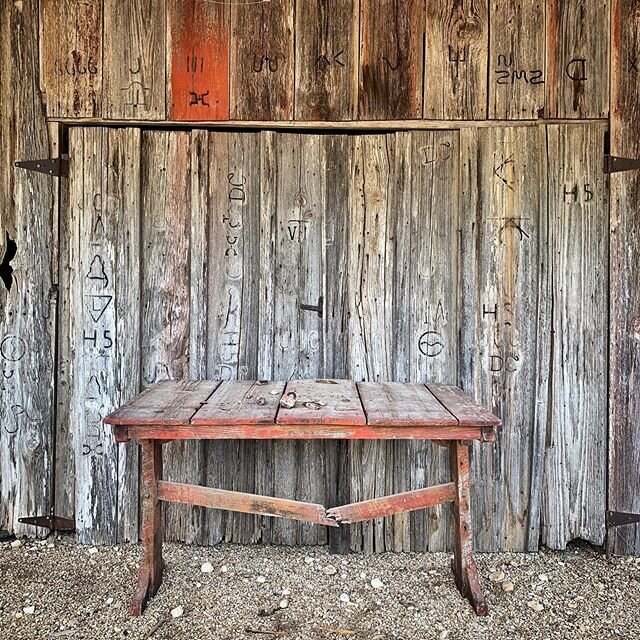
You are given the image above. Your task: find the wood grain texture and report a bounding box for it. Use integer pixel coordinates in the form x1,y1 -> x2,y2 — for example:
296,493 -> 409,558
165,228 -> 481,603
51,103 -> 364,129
103,0 -> 166,119
67,128 -> 142,543
277,380 -> 366,425
424,0 -> 488,119
294,0 -> 358,120
193,380 -> 285,425
609,0 -> 640,555
0,0 -> 56,538
426,384 -> 502,427
358,382 -> 457,426
230,0 -> 294,119
168,0 -> 230,121
140,131 -> 194,543
158,481 -> 338,527
542,123 -> 608,550
460,125 -> 550,551
358,0 -> 424,119
489,0 -> 545,119
546,0 -> 609,118
41,0 -> 102,118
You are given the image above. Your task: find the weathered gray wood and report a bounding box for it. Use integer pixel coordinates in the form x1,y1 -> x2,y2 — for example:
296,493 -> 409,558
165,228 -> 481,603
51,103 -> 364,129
141,131 -> 194,542
489,0 -> 545,119
424,0 -> 488,119
460,125 -> 550,551
0,0 -> 56,537
41,0 -> 102,118
407,131 -> 460,553
545,0 -> 609,118
294,0 -> 358,120
543,123 -> 608,549
205,131 -> 261,545
103,0 -> 166,120
67,128 -> 141,544
609,0 -> 640,555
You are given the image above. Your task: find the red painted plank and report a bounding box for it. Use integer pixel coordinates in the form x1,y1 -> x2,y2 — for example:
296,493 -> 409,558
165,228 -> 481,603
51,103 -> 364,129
103,380 -> 221,425
157,481 -> 338,527
119,423 -> 494,442
168,0 -> 230,121
358,382 -> 457,426
275,379 -> 366,425
191,380 -> 285,425
426,384 -> 502,428
326,483 -> 456,524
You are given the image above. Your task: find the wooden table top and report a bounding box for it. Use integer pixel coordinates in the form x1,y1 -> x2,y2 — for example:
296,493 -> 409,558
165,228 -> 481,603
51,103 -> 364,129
105,380 -> 501,442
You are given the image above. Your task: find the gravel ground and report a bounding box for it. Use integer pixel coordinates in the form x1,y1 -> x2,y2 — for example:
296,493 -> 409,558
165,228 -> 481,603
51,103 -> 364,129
0,536 -> 638,640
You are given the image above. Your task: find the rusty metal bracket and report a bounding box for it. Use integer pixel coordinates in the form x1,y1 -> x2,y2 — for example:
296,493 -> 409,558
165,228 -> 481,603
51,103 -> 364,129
299,296 -> 323,318
606,510 -> 640,528
14,157 -> 69,178
18,514 -> 75,532
604,155 -> 640,174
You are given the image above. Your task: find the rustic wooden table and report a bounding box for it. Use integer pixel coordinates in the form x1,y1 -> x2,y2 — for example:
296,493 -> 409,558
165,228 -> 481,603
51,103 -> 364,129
104,379 -> 501,617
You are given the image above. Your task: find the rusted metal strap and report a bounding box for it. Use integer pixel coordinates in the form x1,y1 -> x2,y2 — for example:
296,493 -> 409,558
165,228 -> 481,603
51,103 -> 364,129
326,482 -> 456,524
606,511 -> 640,528
157,481 -> 339,527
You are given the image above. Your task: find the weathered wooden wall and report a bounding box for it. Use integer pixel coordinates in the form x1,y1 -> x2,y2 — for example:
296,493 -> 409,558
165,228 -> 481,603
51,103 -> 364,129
0,0 -> 638,556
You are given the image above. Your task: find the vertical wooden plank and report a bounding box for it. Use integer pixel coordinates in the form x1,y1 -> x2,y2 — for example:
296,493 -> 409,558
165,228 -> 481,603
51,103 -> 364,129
68,128 -> 141,544
40,0 -> 102,118
543,123 -> 608,549
546,0 -> 609,118
460,125 -> 550,551
424,0 -> 488,119
230,0 -> 294,120
358,0 -> 424,120
489,0 -> 545,119
205,131 -> 261,545
407,131 -> 460,552
345,134 -> 394,553
609,0 -> 640,555
141,131 -> 193,542
102,0 -> 166,120
168,0 -> 230,121
294,0 -> 358,120
0,0 -> 56,537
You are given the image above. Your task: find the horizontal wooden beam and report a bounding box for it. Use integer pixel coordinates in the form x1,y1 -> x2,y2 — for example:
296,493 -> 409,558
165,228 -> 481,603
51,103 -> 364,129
48,117 -> 607,131
326,483 -> 456,524
157,481 -> 339,527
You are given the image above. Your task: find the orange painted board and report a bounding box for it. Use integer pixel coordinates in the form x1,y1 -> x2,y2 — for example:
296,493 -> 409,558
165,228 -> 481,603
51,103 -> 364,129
358,382 -> 457,427
192,380 -> 285,425
168,0 -> 230,120
276,379 -> 366,425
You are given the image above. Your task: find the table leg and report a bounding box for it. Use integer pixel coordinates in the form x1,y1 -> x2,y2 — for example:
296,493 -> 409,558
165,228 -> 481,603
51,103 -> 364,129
449,440 -> 488,616
131,439 -> 164,616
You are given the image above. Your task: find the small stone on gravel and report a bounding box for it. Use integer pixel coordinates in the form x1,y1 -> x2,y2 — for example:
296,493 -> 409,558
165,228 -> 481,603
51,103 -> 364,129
256,575 -> 266,583
10,540 -> 22,549
502,581 -> 515,593
339,593 -> 350,603
200,561 -> 213,573
527,600 -> 544,612
489,570 -> 505,581
22,606 -> 35,615
322,565 -> 337,576
370,578 -> 384,589
88,547 -> 98,555
170,605 -> 184,618
279,599 -> 288,609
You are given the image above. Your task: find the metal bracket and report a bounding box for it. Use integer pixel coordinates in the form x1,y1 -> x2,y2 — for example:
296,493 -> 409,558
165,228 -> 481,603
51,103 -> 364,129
604,155 -> 640,174
299,295 -> 323,318
14,157 -> 69,178
18,514 -> 75,532
606,510 -> 640,528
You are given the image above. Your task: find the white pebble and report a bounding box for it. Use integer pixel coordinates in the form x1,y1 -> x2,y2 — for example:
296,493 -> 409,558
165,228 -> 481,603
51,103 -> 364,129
281,588 -> 291,596
170,605 -> 184,618
105,597 -> 114,605
304,556 -> 314,564
341,573 -> 347,579
200,562 -> 214,573
538,574 -> 549,582
23,606 -> 35,615
370,578 -> 384,589
10,539 -> 22,549
279,599 -> 289,609
502,581 -> 515,593
15,612 -> 23,619
322,565 -> 337,576
339,593 -> 350,603
256,575 -> 266,583
360,572 -> 367,579
220,565 -> 228,573
195,582 -> 201,588
527,600 -> 544,612
88,547 -> 99,555
489,570 -> 505,582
